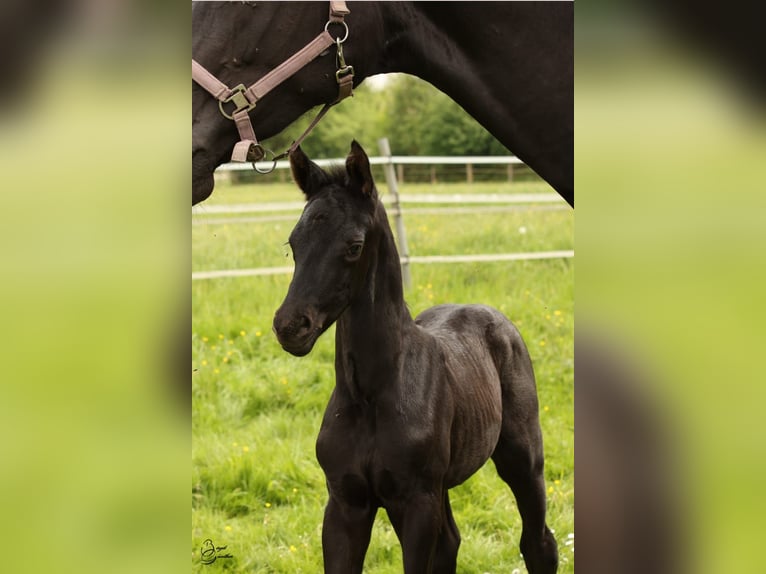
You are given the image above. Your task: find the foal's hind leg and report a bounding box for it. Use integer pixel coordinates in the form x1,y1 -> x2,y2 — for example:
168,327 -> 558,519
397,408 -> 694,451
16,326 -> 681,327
492,420 -> 558,574
489,324 -> 559,573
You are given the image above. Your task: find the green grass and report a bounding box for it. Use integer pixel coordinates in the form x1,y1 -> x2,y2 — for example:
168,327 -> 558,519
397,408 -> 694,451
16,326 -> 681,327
192,179 -> 573,572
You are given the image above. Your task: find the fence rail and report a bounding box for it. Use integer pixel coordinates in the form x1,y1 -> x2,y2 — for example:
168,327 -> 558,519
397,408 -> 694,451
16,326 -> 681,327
192,251 -> 575,281
215,155 -> 525,172
216,153 -> 530,186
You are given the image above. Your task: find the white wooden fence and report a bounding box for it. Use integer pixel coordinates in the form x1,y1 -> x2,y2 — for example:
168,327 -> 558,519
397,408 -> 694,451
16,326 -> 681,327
193,139 -> 572,282
215,154 -> 525,172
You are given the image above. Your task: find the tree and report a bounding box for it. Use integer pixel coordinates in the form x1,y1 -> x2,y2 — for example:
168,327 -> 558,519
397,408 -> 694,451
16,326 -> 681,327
263,82 -> 388,159
384,74 -> 507,156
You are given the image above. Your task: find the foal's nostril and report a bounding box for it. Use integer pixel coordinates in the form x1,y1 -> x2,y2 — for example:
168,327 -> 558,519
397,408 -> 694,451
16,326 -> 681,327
297,314 -> 312,334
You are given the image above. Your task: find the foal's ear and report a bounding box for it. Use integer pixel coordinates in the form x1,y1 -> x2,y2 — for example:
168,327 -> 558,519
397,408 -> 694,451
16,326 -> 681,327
290,146 -> 327,198
345,140 -> 375,198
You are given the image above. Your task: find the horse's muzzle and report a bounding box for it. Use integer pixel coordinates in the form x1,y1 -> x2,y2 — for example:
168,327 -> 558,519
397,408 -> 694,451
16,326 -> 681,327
272,305 -> 321,357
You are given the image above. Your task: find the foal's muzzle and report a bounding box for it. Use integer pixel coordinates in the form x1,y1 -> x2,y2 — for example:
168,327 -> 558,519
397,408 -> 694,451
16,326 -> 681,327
272,305 -> 322,357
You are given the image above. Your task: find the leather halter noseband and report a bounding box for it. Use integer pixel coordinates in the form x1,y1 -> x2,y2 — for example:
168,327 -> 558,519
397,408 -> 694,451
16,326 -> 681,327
192,1 -> 354,169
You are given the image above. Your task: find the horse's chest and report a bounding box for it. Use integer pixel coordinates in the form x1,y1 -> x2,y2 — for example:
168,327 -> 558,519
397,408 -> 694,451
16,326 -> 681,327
316,403 -> 450,503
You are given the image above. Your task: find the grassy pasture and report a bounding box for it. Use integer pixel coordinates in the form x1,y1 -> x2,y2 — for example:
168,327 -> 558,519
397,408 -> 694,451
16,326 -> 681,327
192,178 -> 573,572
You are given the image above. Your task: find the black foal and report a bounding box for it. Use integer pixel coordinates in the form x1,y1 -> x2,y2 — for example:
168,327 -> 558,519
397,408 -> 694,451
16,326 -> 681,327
273,141 -> 558,573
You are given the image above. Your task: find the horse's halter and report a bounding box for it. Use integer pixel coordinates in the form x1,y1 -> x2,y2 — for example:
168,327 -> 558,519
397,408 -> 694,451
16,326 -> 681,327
192,1 -> 354,172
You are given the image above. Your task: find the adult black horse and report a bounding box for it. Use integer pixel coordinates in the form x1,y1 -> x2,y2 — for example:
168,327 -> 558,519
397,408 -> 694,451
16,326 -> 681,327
192,1 -> 573,207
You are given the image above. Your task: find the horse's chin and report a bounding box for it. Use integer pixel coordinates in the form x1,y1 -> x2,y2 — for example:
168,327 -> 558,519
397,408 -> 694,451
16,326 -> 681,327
192,171 -> 215,206
279,336 -> 318,358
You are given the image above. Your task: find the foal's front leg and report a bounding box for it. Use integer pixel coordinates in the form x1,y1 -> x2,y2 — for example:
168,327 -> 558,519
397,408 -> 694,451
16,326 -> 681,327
322,495 -> 376,574
386,492 -> 443,573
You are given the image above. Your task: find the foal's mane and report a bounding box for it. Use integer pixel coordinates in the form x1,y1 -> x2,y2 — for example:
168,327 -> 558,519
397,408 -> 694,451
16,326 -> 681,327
325,165 -> 349,188
315,164 -> 379,201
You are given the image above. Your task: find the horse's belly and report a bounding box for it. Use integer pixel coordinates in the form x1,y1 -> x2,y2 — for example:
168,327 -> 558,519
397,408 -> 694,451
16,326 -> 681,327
445,411 -> 502,487
444,375 -> 503,487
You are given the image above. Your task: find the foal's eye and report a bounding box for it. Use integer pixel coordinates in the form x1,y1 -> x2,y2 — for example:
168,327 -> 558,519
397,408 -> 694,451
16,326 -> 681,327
346,242 -> 364,259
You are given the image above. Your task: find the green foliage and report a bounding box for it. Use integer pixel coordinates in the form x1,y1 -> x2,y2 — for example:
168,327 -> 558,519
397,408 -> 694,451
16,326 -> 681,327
386,75 -> 507,156
263,82 -> 389,159
263,74 -> 507,158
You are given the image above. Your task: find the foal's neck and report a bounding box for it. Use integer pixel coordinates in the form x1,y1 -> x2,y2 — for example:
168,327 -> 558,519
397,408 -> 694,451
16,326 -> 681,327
335,202 -> 412,402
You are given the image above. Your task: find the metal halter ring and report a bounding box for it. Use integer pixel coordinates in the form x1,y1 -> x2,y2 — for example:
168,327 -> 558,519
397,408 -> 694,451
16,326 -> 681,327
251,148 -> 278,174
324,20 -> 349,43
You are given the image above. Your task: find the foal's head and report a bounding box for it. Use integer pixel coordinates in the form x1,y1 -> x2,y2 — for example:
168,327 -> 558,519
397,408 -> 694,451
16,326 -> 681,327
273,141 -> 380,356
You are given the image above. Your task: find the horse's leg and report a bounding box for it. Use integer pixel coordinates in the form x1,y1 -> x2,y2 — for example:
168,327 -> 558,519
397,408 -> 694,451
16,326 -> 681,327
432,490 -> 460,574
321,496 -> 377,574
491,415 -> 559,574
385,492 -> 443,573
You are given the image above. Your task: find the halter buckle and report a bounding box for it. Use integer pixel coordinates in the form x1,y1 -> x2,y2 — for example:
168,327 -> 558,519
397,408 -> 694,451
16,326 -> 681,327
218,84 -> 256,120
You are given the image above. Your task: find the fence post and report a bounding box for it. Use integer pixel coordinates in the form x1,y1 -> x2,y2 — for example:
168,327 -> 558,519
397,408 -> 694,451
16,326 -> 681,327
377,137 -> 412,290
466,163 -> 474,184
